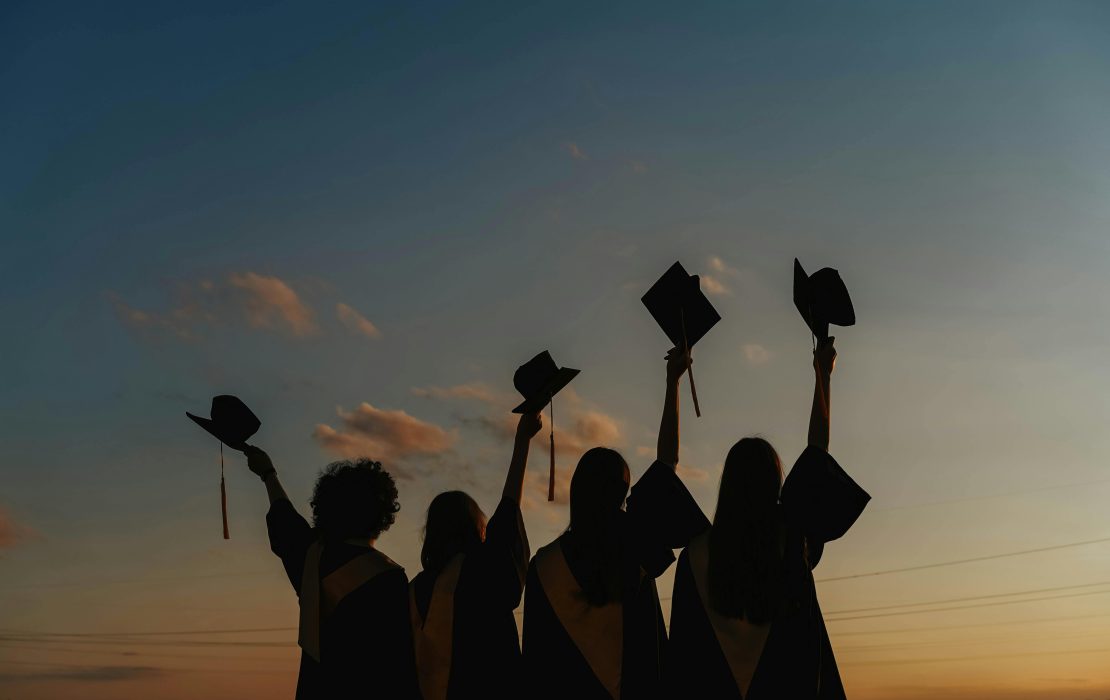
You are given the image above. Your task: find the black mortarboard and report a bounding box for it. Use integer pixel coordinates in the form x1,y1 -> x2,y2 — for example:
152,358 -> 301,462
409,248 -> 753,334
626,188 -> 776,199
512,351 -> 579,502
512,351 -> 579,414
186,395 -> 261,451
793,258 -> 856,342
641,261 -> 721,350
186,395 -> 261,539
642,261 -> 721,417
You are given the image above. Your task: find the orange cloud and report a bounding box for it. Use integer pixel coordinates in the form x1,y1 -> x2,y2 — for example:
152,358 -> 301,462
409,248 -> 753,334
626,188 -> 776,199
335,302 -> 381,339
313,403 -> 456,472
0,507 -> 36,549
701,275 -> 731,296
228,272 -> 317,336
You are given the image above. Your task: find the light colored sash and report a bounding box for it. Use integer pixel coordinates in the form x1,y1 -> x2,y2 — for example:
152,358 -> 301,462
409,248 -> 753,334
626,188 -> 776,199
410,553 -> 465,700
534,540 -> 622,700
298,540 -> 400,662
687,531 -> 771,698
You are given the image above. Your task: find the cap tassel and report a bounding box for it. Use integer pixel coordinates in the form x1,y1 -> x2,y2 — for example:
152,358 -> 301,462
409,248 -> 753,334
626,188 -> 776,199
680,309 -> 702,418
220,442 -> 230,540
548,398 -> 556,502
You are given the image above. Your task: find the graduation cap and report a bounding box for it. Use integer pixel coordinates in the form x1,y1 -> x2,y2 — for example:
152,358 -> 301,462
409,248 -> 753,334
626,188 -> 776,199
512,351 -> 580,501
186,395 -> 261,539
641,261 -> 721,417
793,258 -> 856,343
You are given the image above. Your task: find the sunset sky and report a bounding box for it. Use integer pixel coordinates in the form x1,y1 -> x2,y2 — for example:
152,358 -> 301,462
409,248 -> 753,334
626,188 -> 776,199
4,1 -> 1110,698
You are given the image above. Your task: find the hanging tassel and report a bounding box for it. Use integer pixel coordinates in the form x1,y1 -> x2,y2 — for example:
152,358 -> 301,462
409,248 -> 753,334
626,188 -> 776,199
220,442 -> 230,540
548,398 -> 556,502
680,309 -> 702,418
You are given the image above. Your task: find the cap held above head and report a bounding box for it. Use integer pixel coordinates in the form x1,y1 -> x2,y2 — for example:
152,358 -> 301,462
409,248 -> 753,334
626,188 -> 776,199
641,261 -> 721,350
793,258 -> 856,342
186,395 -> 261,452
512,351 -> 580,415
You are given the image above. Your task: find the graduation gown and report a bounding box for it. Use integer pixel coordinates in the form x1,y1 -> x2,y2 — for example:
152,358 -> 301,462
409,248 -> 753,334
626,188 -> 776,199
409,497 -> 530,699
267,499 -> 421,700
666,447 -> 870,699
522,461 -> 710,700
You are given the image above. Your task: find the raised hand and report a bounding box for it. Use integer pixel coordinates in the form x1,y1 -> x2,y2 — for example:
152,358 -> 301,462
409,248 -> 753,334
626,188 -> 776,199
517,411 -> 544,442
665,345 -> 692,385
813,337 -> 837,377
243,445 -> 276,479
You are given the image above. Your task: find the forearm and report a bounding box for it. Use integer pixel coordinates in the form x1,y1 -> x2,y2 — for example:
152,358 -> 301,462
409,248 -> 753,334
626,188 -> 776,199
657,378 -> 680,468
262,471 -> 290,505
807,370 -> 831,451
502,435 -> 530,505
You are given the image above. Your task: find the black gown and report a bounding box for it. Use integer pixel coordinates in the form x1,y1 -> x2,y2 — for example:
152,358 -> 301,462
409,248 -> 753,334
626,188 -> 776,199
666,446 -> 870,699
410,497 -> 530,699
522,461 -> 710,700
267,499 -> 421,700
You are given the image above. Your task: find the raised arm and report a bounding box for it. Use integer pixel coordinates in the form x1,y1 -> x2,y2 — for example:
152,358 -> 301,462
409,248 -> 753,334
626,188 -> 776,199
657,345 -> 690,468
244,445 -> 290,505
808,337 -> 837,452
503,412 -> 543,504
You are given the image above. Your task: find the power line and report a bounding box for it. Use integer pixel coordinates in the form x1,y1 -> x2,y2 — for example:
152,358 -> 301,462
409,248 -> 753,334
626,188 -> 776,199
817,536 -> 1110,582
839,645 -> 1110,667
826,588 -> 1110,622
824,580 -> 1110,615
828,611 -> 1110,637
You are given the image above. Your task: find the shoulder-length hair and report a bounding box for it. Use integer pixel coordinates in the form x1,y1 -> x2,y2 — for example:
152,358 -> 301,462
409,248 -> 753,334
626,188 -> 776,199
421,490 -> 486,575
707,437 -> 784,624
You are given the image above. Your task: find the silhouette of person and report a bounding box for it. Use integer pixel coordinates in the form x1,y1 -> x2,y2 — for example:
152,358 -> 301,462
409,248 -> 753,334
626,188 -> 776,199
244,447 -> 420,699
521,346 -> 709,700
409,411 -> 542,699
666,338 -> 870,698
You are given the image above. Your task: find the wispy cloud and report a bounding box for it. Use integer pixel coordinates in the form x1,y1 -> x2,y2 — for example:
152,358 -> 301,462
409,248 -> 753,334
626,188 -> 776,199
411,383 -> 498,403
562,141 -> 588,160
741,343 -> 772,365
336,302 -> 381,339
0,507 -> 37,549
111,271 -> 317,339
228,272 -> 316,336
702,254 -> 740,297
313,403 -> 456,476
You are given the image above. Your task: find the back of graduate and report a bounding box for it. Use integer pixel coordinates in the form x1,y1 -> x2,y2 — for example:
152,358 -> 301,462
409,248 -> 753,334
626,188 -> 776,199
409,411 -> 540,699
522,347 -> 709,700
243,448 -> 421,700
666,338 -> 870,699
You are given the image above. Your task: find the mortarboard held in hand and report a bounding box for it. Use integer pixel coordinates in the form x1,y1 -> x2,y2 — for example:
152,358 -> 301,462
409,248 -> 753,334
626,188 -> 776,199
792,258 -> 856,345
186,395 -> 261,539
513,351 -> 580,502
641,261 -> 721,417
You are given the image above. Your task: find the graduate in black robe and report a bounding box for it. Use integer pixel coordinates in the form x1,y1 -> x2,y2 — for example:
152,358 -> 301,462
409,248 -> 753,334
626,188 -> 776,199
522,346 -> 709,700
408,411 -> 540,699
244,447 -> 421,700
666,338 -> 870,699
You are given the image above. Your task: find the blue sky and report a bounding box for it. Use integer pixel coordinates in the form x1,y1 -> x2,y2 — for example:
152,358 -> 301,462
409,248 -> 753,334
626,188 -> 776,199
3,2 -> 1110,698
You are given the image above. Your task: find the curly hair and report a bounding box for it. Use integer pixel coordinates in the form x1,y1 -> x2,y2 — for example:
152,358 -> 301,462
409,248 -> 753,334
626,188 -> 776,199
310,459 -> 400,541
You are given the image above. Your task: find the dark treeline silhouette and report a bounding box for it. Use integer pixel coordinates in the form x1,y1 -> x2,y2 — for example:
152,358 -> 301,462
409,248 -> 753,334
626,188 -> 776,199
186,259 -> 866,699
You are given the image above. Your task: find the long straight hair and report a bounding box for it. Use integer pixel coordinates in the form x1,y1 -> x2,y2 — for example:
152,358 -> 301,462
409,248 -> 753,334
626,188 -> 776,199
421,490 -> 486,575
568,447 -> 630,606
707,437 -> 785,624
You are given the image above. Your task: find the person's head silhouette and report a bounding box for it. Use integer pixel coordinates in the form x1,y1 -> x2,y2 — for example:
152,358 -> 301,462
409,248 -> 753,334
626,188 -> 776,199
421,491 -> 486,574
567,447 -> 630,605
708,437 -> 785,623
310,459 -> 400,543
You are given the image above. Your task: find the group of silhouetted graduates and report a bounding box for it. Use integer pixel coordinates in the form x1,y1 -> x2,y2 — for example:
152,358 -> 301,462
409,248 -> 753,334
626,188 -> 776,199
230,327 -> 868,700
